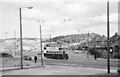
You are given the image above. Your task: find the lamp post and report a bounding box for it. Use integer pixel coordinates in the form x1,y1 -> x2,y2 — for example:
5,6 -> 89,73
19,7 -> 33,69
40,25 -> 43,66
38,20 -> 44,66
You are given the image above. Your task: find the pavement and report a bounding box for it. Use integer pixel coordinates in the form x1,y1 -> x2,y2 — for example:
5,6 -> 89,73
0,62 -> 118,75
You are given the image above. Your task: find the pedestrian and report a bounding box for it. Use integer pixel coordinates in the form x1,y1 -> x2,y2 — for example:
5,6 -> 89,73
34,56 -> 37,63
94,49 -> 97,60
94,54 -> 97,60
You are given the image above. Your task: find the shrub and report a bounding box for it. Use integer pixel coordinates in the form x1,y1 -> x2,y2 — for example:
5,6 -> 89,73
89,48 -> 105,58
89,48 -> 96,55
114,53 -> 120,59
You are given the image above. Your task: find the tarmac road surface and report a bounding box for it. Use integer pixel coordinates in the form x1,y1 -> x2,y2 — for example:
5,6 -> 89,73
2,65 -> 117,75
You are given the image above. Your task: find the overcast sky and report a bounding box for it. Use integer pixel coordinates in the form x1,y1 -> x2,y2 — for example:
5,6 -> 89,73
0,0 -> 119,39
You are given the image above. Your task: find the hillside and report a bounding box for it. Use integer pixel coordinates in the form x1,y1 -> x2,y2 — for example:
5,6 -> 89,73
0,33 -> 103,53
50,33 -> 102,44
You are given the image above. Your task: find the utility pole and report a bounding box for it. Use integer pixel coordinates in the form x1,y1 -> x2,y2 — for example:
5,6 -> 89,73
14,30 -> 16,56
19,8 -> 23,69
118,1 -> 120,76
50,33 -> 51,42
49,29 -> 53,42
87,31 -> 89,58
19,7 -> 33,69
40,25 -> 43,66
107,1 -> 110,74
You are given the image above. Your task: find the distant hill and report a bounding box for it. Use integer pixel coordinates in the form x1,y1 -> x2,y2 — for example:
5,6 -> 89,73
0,33 -> 103,52
0,39 -> 5,43
0,38 -> 42,53
0,33 -> 102,44
47,33 -> 102,44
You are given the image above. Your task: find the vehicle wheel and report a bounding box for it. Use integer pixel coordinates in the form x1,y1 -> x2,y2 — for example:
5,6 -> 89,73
66,56 -> 69,59
60,56 -> 63,59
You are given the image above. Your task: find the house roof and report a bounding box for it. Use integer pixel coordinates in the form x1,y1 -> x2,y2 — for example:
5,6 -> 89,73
89,35 -> 107,43
109,33 -> 120,42
95,35 -> 107,42
82,33 -> 120,48
89,38 -> 97,43
110,37 -> 120,47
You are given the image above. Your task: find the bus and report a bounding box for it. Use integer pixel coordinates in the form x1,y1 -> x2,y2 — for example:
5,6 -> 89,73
43,42 -> 69,59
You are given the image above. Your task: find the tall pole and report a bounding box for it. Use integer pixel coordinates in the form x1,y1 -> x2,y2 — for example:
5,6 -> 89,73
19,7 -> 33,69
49,29 -> 52,42
107,1 -> 110,73
50,33 -> 51,42
40,25 -> 43,66
118,1 -> 120,76
87,31 -> 89,58
19,8 -> 23,69
14,30 -> 16,56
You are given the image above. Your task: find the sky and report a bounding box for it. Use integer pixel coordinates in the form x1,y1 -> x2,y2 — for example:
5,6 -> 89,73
0,0 -> 119,39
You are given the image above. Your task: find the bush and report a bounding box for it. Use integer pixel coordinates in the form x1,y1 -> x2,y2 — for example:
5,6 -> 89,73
89,48 -> 98,55
114,53 -> 120,59
89,48 -> 105,58
95,50 -> 105,58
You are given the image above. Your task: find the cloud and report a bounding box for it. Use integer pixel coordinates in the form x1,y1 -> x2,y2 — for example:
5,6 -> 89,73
0,1 -> 118,39
63,2 -> 89,16
1,0 -> 119,3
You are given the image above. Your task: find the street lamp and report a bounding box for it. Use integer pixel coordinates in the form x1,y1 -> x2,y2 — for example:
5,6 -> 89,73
19,7 -> 33,69
38,20 -> 44,66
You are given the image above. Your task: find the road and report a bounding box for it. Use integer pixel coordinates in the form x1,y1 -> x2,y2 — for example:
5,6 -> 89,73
1,50 -> 118,75
37,50 -> 118,70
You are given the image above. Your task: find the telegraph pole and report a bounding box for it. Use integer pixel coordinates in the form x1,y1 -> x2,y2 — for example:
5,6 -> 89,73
50,33 -> 51,42
118,1 -> 120,76
87,31 -> 89,58
107,1 -> 110,73
19,8 -> 23,69
14,30 -> 16,56
40,25 -> 43,66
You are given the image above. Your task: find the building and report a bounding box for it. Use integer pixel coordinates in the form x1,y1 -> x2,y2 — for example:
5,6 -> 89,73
88,35 -> 107,49
109,33 -> 120,58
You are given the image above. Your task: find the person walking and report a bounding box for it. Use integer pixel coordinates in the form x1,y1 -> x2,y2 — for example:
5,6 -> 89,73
34,56 -> 37,63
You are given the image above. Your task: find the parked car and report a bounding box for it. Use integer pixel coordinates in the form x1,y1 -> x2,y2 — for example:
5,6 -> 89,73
23,55 -> 32,61
75,51 -> 79,54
